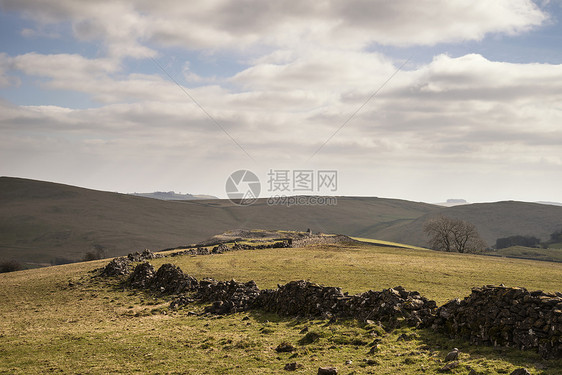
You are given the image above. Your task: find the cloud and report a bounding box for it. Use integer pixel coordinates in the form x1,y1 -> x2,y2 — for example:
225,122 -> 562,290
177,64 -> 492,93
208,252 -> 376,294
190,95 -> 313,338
0,0 -> 559,200
1,0 -> 548,60
3,51 -> 562,169
0,53 -> 19,88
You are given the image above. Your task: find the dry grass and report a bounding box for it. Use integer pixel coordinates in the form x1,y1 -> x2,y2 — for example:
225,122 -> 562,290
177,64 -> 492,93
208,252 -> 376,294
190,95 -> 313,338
155,243 -> 562,304
0,244 -> 561,374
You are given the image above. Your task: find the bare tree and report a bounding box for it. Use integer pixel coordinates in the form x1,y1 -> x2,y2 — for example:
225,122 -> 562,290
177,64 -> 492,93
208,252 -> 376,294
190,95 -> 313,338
424,216 -> 486,253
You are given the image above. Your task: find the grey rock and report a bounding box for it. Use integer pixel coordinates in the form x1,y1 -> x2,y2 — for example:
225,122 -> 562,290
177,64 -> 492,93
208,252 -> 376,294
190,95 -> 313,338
439,361 -> 459,372
317,367 -> 337,375
284,362 -> 303,371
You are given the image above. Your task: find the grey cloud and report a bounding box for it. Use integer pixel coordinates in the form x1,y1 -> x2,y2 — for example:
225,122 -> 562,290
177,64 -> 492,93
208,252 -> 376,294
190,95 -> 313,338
1,0 -> 548,58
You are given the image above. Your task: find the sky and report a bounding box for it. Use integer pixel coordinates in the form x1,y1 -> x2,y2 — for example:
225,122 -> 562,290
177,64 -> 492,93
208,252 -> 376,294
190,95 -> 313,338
1,0 -> 562,203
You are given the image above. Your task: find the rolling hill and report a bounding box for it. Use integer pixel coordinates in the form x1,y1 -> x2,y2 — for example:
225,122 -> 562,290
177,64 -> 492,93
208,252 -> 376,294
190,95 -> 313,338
3,176 -> 562,267
0,177 -> 437,266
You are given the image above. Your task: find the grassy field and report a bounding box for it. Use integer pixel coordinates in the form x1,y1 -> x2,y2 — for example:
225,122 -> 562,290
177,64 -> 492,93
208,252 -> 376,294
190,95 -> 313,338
159,243 -> 562,304
1,243 -> 561,374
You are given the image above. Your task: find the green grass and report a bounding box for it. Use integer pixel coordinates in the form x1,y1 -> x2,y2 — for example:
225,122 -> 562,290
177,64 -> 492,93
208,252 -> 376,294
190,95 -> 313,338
0,243 -> 561,374
156,243 -> 562,304
351,236 -> 429,251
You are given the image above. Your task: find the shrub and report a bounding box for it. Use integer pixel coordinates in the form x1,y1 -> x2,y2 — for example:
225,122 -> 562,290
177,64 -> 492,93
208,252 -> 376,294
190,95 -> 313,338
495,235 -> 540,249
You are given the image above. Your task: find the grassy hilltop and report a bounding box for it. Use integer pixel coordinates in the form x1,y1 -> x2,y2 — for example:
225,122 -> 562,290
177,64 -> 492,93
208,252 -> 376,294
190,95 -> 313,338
1,240 -> 561,374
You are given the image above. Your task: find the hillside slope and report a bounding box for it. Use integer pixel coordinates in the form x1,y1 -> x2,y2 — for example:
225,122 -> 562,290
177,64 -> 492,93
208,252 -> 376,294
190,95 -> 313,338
0,177 -> 437,265
375,201 -> 562,248
4,177 -> 562,266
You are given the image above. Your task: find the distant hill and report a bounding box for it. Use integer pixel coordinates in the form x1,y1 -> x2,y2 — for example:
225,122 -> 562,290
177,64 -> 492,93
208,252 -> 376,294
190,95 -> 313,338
0,177 -> 437,266
434,198 -> 469,207
376,201 -> 562,248
536,201 -> 562,207
3,177 -> 562,267
130,191 -> 218,200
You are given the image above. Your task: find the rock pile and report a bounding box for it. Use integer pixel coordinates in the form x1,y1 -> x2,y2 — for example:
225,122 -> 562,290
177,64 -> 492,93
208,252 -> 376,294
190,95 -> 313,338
198,279 -> 261,314
101,257 -> 132,276
170,247 -> 211,257
255,281 -> 436,326
255,281 -> 348,319
431,285 -> 562,358
126,262 -> 198,294
231,241 -> 291,250
127,249 -> 161,262
100,249 -> 161,277
167,240 -> 291,258
341,286 -> 437,327
151,263 -> 198,294
169,247 -> 210,257
127,262 -> 155,288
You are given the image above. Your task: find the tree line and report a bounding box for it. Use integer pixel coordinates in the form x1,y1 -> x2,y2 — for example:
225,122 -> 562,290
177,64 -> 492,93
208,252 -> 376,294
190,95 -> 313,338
496,228 -> 562,250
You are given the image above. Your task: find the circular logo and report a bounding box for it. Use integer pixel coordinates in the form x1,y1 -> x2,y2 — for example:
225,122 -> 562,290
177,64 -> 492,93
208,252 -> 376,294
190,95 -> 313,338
225,170 -> 261,205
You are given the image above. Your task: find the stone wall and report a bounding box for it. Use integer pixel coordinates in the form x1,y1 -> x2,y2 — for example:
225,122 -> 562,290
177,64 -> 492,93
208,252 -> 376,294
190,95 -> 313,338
291,234 -> 358,248
254,281 -> 435,327
431,285 -> 562,358
100,256 -> 562,358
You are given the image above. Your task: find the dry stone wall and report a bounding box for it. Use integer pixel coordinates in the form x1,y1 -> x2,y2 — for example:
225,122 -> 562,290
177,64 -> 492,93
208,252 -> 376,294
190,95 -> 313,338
431,285 -> 562,358
100,250 -> 562,358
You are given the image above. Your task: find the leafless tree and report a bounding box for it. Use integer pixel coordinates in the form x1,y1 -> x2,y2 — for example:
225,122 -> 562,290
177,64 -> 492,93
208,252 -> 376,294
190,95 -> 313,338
424,216 -> 486,253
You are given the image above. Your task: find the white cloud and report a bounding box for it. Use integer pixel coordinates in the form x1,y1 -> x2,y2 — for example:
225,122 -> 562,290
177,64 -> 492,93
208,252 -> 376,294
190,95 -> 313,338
1,0 -> 548,60
4,51 -> 561,168
1,0 -> 560,201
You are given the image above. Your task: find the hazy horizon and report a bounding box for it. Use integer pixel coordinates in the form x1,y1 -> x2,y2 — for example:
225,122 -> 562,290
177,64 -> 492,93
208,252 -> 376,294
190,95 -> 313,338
5,174 -> 562,207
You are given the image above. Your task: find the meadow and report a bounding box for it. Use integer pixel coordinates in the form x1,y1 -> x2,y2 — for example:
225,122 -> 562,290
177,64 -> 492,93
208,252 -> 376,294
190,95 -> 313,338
1,242 -> 561,374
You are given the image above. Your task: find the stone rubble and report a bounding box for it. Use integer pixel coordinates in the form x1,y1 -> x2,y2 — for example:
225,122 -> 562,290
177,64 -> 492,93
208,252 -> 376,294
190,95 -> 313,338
150,263 -> 198,294
255,281 -> 436,327
101,257 -> 132,276
127,262 -> 155,289
127,249 -> 162,262
197,278 -> 261,314
292,234 -> 357,248
430,285 -> 562,358
101,255 -> 562,358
